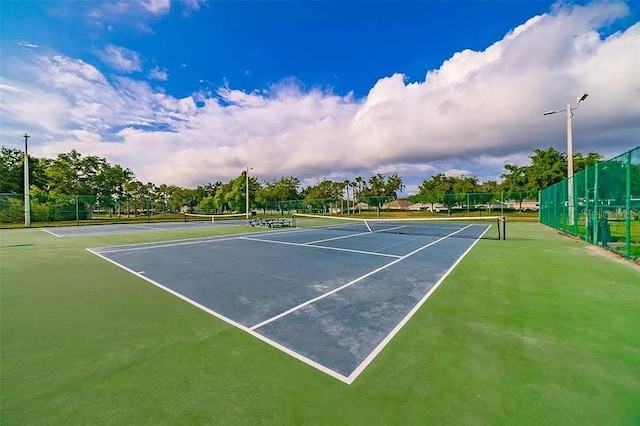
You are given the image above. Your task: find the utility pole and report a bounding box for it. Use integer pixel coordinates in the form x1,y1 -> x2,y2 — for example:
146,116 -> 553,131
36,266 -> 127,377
245,166 -> 253,219
23,133 -> 31,228
542,93 -> 588,226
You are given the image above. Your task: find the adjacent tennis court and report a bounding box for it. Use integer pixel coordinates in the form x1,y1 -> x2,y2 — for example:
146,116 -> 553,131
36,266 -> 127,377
88,216 -> 498,382
42,214 -> 248,237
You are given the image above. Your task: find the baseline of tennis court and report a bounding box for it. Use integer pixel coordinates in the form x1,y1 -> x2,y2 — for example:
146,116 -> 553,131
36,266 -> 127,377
42,219 -> 248,237
88,223 -> 489,384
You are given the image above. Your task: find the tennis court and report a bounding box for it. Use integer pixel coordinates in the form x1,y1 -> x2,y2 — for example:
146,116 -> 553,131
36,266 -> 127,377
88,216 -> 497,383
3,219 -> 639,425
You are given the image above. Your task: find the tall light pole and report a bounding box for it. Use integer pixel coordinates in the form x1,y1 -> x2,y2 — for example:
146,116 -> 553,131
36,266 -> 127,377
542,93 -> 588,226
23,133 -> 31,228
245,165 -> 253,219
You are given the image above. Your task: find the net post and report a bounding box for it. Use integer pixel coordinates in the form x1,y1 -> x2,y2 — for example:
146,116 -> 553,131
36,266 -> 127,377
184,213 -> 187,223
502,216 -> 506,240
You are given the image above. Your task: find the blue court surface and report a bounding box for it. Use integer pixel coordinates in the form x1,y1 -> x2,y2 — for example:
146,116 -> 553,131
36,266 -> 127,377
42,220 -> 247,237
88,223 -> 490,384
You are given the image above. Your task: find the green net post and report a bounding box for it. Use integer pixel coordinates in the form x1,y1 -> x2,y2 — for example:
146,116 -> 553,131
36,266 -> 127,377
75,195 -> 79,225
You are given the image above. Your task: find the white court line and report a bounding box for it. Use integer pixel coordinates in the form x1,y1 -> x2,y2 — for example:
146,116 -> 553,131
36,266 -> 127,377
86,248 -> 352,384
129,225 -> 164,230
303,230 -> 371,244
346,225 -> 491,383
240,237 -> 401,259
93,227 -> 316,254
303,225 -> 408,245
41,229 -> 62,238
373,234 -> 426,253
249,224 -> 473,331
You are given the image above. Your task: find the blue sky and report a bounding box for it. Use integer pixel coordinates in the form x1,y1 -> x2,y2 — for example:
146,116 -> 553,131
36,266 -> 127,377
1,1 -> 639,193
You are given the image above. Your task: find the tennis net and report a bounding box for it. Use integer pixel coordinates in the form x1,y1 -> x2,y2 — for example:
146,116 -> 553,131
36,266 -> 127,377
292,214 -> 506,240
184,213 -> 247,223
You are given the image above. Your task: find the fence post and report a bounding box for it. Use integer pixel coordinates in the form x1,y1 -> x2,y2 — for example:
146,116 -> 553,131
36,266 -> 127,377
593,162 -> 599,246
584,167 -> 589,241
538,190 -> 541,223
626,150 -> 632,258
573,174 -> 579,236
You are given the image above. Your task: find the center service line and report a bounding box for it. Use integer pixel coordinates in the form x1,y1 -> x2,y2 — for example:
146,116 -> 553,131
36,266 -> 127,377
302,225 -> 409,245
240,237 -> 401,258
249,224 -> 472,331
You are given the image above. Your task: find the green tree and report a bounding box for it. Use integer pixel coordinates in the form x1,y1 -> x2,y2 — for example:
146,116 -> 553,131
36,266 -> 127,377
384,173 -> 405,197
574,152 -> 604,173
500,164 -> 528,210
303,179 -> 344,213
256,176 -> 300,213
0,147 -> 24,193
198,196 -> 216,214
525,148 -> 567,192
417,173 -> 457,213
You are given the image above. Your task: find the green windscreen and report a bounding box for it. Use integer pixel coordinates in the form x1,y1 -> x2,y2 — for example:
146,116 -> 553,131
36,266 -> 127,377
539,145 -> 640,260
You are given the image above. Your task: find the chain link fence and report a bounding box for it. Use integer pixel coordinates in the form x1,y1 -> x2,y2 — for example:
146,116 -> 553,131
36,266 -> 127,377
254,192 -> 538,216
0,193 -> 182,226
540,145 -> 640,260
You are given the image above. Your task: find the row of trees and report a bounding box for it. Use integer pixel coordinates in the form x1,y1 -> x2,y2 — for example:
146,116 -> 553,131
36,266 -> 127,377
0,146 -> 602,220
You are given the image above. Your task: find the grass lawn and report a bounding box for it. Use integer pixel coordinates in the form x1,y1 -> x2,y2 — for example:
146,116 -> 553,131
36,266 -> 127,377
1,222 -> 639,425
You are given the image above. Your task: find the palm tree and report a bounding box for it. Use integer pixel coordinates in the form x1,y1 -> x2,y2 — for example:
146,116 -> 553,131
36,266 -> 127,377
354,176 -> 365,213
343,180 -> 351,213
349,181 -> 358,214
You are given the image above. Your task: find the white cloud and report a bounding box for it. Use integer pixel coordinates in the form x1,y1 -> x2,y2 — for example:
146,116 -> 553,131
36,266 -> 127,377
140,0 -> 170,15
0,1 -> 638,191
149,66 -> 169,81
0,83 -> 22,93
444,169 -> 472,178
182,0 -> 205,15
87,0 -> 184,34
17,41 -> 39,49
96,45 -> 142,73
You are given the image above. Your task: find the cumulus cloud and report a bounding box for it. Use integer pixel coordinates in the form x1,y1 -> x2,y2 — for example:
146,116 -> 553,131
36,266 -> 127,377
96,45 -> 142,73
0,1 -> 638,190
87,0 -> 182,34
140,0 -> 171,15
149,66 -> 169,81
